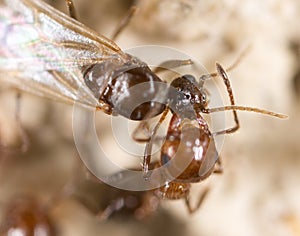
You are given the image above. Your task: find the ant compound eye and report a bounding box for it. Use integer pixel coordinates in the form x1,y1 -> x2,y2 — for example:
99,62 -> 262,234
185,93 -> 191,100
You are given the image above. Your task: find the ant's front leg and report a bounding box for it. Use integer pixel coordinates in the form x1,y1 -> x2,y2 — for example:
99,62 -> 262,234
185,157 -> 222,213
142,108 -> 169,178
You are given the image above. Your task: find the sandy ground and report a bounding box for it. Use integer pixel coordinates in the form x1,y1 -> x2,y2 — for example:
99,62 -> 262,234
0,0 -> 300,235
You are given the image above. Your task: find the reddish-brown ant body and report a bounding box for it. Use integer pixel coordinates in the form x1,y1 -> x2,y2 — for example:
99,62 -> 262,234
0,0 -> 287,219
61,0 -> 287,215
137,63 -> 286,213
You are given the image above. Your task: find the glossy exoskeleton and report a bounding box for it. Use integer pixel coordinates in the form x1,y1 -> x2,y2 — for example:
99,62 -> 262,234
0,0 -> 168,122
60,0 -> 166,121
51,0 -> 287,215
83,55 -> 166,120
63,0 -> 287,216
139,63 -> 286,213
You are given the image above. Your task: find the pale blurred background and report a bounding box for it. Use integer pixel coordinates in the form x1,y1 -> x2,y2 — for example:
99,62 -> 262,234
0,0 -> 299,235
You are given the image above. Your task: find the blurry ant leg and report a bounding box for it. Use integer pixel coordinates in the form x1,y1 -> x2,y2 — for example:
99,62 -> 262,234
185,187 -> 210,214
132,105 -> 169,143
143,108 -> 169,178
64,0 -> 137,41
213,158 -> 223,174
203,63 -> 240,135
0,123 -> 4,150
132,120 -> 151,143
65,0 -> 78,20
200,45 -> 251,80
111,6 -> 138,41
15,92 -> 30,152
153,59 -> 193,74
97,197 -> 125,221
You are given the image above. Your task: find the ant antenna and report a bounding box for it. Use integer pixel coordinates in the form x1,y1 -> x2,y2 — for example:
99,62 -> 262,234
200,45 -> 252,80
203,105 -> 288,119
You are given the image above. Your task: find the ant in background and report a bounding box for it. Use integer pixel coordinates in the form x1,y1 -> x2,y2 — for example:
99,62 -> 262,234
0,195 -> 56,236
72,161 -> 206,220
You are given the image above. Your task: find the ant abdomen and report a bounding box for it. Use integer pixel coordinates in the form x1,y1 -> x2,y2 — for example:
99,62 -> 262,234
160,114 -> 218,183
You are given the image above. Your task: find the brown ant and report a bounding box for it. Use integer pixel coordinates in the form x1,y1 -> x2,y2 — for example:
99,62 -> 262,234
134,63 -> 287,213
63,0 -> 287,214
1,0 -> 287,217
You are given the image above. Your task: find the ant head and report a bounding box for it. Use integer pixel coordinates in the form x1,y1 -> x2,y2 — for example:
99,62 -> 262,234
169,74 -> 208,117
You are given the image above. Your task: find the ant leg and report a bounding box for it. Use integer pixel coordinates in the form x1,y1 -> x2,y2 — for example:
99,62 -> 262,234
132,120 -> 151,143
213,158 -> 223,174
143,108 -> 169,178
97,197 -> 125,220
203,63 -> 240,135
132,105 -> 169,143
15,92 -> 30,152
97,192 -> 160,220
64,0 -> 137,41
132,102 -> 170,143
95,100 -> 113,115
153,59 -> 193,74
111,6 -> 138,41
185,187 -> 210,214
65,0 -> 78,20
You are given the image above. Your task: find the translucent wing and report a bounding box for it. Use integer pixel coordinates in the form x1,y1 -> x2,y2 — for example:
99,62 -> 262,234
0,0 -> 127,108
